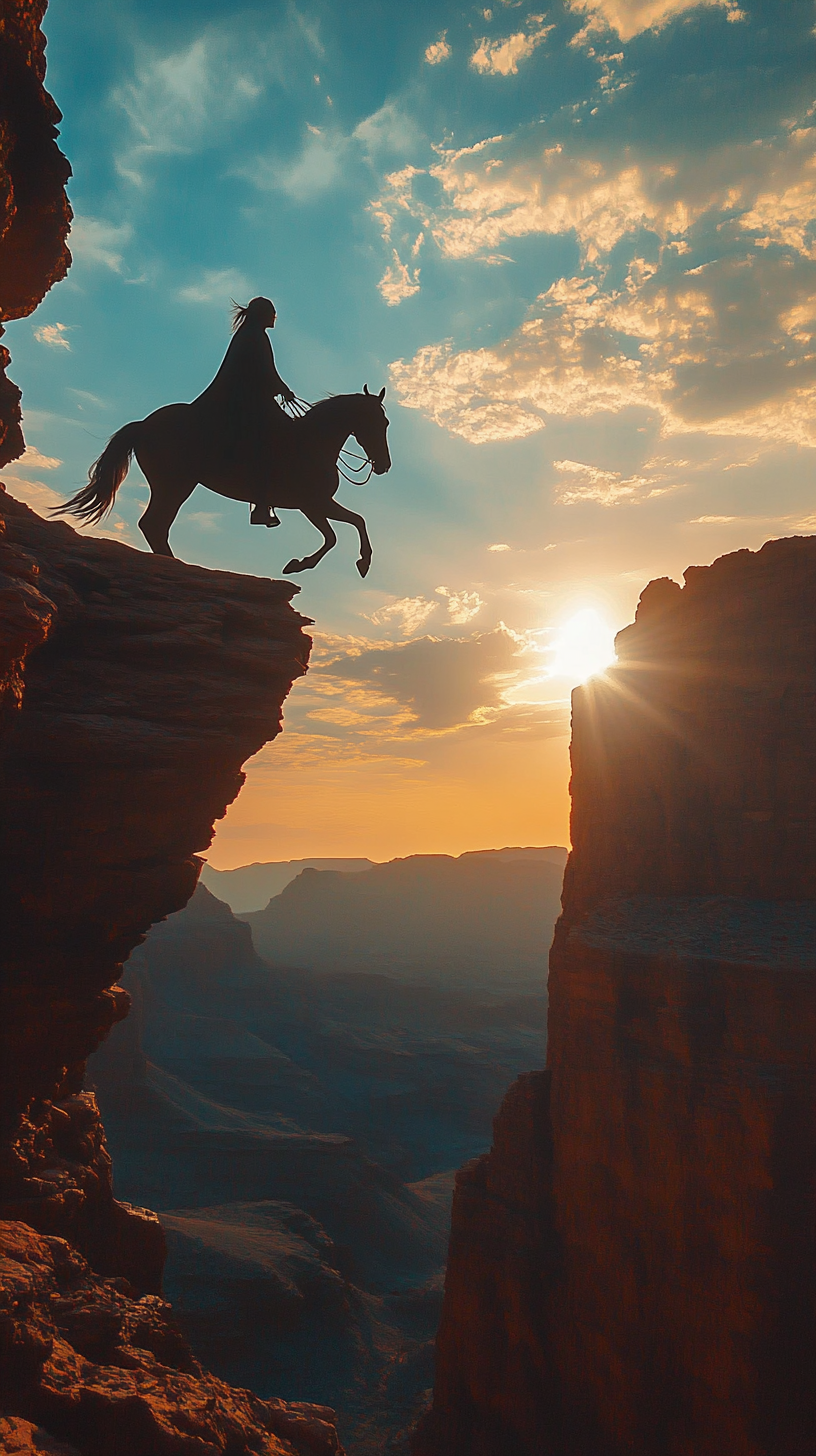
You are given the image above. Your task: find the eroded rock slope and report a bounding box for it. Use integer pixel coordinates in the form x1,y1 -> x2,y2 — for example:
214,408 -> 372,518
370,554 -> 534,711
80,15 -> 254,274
0,493 -> 333,1455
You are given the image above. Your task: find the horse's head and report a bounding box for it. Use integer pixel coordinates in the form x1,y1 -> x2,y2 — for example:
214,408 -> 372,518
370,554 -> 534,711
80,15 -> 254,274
355,385 -> 391,475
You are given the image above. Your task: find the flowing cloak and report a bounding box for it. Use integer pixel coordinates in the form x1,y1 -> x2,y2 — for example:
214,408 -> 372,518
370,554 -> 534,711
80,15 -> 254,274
191,322 -> 292,482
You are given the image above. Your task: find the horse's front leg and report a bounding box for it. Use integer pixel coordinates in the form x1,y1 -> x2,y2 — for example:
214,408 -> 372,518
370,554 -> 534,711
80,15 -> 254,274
326,501 -> 372,578
283,510 -> 337,574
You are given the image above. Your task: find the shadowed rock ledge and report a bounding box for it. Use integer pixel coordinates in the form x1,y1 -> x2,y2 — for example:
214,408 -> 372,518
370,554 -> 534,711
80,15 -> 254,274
414,536 -> 816,1456
0,492 -> 345,1455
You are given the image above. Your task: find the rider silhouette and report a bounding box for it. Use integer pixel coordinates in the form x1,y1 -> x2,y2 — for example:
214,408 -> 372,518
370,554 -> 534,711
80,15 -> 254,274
199,296 -> 296,527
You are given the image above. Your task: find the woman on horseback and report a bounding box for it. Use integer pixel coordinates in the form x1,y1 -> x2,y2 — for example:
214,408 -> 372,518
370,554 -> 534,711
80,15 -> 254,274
194,295 -> 296,527
56,296 -> 392,574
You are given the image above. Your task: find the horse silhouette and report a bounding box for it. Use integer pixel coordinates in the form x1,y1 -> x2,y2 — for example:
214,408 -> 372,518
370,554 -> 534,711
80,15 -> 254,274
58,300 -> 391,577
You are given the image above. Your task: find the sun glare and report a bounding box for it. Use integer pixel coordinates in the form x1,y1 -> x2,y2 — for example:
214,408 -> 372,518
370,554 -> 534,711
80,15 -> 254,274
549,609 -> 617,685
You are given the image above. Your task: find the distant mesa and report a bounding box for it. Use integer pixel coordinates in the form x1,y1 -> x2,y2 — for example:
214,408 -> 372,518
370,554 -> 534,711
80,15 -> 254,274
201,857 -> 376,914
202,845 -> 567,915
240,846 -> 568,989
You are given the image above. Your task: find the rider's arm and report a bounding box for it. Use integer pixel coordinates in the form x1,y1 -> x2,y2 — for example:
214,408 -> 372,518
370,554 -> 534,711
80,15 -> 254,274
266,341 -> 296,402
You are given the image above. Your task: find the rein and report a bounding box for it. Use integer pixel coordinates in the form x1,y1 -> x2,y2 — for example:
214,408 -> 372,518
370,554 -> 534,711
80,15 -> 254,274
284,395 -> 375,485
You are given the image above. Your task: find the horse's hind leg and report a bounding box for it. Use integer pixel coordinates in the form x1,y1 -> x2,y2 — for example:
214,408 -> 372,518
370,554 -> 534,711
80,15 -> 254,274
327,501 -> 372,578
283,511 -> 337,574
139,475 -> 196,557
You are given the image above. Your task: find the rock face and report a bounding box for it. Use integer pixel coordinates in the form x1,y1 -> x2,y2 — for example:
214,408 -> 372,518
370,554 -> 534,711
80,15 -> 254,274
0,1219 -> 342,1456
0,489 -> 310,1291
415,537 -> 816,1456
0,0 -> 72,467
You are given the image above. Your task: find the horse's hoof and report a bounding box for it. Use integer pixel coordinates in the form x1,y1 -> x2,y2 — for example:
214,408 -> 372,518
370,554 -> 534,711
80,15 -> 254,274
357,558 -> 371,578
283,558 -> 302,574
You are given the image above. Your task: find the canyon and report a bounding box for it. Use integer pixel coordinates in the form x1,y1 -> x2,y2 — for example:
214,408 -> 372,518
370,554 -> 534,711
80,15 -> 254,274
85,873 -> 551,1452
415,539 -> 816,1456
3,2 -> 816,1453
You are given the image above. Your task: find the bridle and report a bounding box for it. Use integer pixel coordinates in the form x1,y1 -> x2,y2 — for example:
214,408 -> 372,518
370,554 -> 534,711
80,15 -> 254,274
283,395 -> 376,485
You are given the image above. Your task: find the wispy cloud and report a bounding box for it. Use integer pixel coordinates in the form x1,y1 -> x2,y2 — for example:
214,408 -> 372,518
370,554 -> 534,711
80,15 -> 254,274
368,595 -> 439,634
436,586 -> 485,623
378,251 -> 421,305
179,267 -> 251,304
113,32 -> 263,185
471,23 -> 554,76
14,445 -> 63,471
69,217 -> 133,273
247,126 -> 349,200
33,323 -> 72,351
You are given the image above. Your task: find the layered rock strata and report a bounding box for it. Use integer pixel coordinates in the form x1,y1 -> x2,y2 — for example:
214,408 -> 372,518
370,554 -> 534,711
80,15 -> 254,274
416,536 -> 816,1456
0,0 -> 72,466
0,490 -> 311,1291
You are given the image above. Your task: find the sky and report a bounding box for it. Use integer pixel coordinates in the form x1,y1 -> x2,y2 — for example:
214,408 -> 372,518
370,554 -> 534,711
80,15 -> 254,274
4,0 -> 816,866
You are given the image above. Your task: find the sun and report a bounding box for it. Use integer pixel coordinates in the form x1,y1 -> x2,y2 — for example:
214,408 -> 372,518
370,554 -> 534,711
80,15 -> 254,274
549,609 -> 617,685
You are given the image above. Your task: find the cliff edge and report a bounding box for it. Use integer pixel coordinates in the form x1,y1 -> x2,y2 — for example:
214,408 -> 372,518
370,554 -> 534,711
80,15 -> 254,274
0,492 -> 349,1456
416,536 -> 816,1456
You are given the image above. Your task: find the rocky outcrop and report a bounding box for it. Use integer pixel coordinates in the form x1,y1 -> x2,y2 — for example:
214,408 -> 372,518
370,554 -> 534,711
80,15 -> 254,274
415,536 -> 816,1456
0,1220 -> 341,1455
0,490 -> 310,1291
0,0 -> 72,466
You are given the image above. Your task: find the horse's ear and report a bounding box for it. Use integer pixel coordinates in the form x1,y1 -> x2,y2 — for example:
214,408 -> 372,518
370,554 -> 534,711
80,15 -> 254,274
378,386 -> 386,401
363,383 -> 370,395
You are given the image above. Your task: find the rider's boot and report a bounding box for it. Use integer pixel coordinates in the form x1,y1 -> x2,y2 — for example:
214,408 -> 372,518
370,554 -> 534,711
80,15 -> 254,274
250,503 -> 280,527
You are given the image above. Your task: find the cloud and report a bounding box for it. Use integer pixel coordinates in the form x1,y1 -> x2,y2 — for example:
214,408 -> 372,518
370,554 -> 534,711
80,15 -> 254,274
179,268 -> 251,304
1,477 -> 135,544
14,445 -> 62,471
33,323 -> 71,351
378,251 -> 421,306
435,586 -> 485,623
553,458 -> 652,504
689,513 -> 737,523
354,102 -> 422,159
2,477 -> 64,514
488,542 -> 511,551
249,126 -> 349,200
113,33 -> 262,185
388,117 -> 816,446
470,24 -> 554,76
367,595 -> 439,634
321,627 -> 525,731
425,33 -> 452,65
368,117 -> 816,320
69,217 -> 133,273
569,0 -> 744,44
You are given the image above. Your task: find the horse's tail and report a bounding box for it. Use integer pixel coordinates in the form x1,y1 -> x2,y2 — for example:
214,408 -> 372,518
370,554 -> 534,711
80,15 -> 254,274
55,421 -> 142,525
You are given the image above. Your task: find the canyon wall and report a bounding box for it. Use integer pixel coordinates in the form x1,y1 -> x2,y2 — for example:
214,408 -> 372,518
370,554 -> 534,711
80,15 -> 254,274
0,490 -> 310,1281
416,536 -> 816,1456
0,0 -> 72,467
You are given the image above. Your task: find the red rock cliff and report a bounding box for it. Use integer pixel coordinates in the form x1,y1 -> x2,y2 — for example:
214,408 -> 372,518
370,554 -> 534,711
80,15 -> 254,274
0,490 -> 310,1280
415,536 -> 816,1456
0,0 -> 72,466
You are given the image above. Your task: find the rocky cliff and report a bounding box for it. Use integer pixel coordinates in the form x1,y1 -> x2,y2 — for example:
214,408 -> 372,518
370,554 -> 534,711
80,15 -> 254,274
0,491 -> 339,1455
0,0 -> 72,467
415,536 -> 816,1456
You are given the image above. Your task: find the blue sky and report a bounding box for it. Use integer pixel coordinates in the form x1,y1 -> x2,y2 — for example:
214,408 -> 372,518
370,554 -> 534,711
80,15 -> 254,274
5,0 -> 816,863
